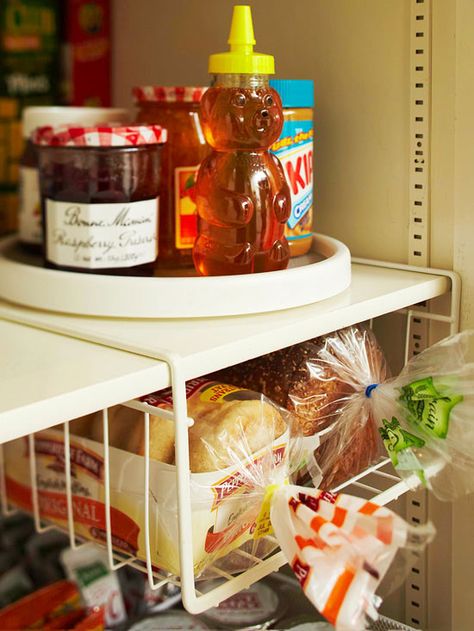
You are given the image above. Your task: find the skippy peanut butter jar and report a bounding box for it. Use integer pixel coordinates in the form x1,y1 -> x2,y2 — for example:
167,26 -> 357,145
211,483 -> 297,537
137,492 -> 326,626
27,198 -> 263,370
270,79 -> 314,257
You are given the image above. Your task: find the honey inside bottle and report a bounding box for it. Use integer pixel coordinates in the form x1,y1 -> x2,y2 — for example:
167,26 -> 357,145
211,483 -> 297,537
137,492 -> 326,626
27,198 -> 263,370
193,6 -> 291,276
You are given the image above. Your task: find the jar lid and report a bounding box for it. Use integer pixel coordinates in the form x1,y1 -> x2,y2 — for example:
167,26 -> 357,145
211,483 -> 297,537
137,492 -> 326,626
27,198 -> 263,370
200,581 -> 281,628
269,80 -> 314,108
33,124 -> 167,147
132,86 -> 208,103
22,106 -> 130,139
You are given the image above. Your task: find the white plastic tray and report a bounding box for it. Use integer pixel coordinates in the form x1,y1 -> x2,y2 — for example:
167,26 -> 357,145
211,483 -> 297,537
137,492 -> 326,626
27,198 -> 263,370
0,234 -> 351,318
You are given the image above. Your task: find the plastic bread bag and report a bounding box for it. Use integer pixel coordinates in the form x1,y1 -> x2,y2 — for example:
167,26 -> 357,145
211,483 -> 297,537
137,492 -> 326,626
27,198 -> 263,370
137,378 -> 309,578
306,327 -> 474,500
213,326 -> 388,488
270,486 -> 435,631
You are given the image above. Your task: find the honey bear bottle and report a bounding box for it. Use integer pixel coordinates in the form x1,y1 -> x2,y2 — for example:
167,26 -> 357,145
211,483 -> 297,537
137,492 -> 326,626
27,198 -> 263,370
193,5 -> 291,276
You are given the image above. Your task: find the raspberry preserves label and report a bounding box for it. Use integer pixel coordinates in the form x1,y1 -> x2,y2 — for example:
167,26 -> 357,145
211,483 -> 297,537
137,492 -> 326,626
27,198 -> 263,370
46,197 -> 158,268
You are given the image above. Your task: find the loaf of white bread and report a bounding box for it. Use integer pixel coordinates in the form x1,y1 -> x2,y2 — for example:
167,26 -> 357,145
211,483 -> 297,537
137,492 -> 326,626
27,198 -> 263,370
69,394 -> 286,474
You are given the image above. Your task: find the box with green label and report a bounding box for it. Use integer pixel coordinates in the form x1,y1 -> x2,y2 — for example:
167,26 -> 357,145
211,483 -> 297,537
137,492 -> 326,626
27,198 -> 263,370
0,0 -> 59,234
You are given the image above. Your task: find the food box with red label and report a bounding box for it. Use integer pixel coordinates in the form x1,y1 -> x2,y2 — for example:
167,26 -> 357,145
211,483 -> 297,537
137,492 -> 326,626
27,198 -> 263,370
61,0 -> 111,106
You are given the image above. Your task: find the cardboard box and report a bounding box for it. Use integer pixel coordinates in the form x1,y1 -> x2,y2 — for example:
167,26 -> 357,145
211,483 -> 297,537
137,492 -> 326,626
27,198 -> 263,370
0,0 -> 59,234
61,0 -> 111,106
4,427 -> 288,577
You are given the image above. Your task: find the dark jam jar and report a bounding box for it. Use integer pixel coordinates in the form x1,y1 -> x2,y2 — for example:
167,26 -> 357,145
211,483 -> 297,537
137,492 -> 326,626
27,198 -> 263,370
34,125 -> 167,275
133,86 -> 209,269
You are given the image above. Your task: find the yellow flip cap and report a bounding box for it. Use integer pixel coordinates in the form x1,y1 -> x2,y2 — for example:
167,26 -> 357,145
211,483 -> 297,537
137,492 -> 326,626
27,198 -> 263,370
208,5 -> 275,75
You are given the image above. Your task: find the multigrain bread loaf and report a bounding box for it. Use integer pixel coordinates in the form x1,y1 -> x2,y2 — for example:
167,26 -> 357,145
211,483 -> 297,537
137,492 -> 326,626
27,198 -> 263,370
215,326 -> 388,488
215,338 -> 352,436
69,386 -> 286,474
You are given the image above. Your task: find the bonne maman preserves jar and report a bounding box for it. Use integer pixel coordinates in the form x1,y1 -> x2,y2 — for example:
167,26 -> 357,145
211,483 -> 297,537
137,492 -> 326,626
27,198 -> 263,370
34,125 -> 167,275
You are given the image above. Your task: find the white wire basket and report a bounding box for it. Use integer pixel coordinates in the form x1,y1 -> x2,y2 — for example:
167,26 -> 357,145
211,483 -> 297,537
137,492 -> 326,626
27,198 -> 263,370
0,394 -> 409,615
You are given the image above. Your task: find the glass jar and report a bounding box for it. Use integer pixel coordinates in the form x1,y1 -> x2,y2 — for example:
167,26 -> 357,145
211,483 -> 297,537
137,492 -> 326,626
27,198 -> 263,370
134,86 -> 209,268
19,106 -> 130,255
269,80 -> 314,257
34,124 -> 167,276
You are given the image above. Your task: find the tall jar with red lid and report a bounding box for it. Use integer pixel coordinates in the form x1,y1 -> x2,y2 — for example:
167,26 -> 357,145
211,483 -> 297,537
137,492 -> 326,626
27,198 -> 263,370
133,86 -> 210,269
34,124 -> 167,276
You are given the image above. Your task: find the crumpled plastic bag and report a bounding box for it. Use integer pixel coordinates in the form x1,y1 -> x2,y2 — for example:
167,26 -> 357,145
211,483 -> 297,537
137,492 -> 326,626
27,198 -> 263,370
271,485 -> 434,631
312,327 -> 474,500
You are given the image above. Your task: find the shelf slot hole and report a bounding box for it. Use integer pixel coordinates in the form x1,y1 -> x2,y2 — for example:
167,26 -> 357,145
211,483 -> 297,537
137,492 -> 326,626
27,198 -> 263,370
414,201 -> 422,206
415,116 -> 423,122
416,66 -> 424,71
416,0 -> 424,3
415,167 -> 423,172
414,342 -> 420,349
416,82 -> 424,88
414,218 -> 422,223
416,133 -> 424,138
411,584 -> 420,591
415,49 -> 424,55
412,567 -> 420,574
416,15 -> 424,20
416,32 -> 424,37
411,601 -> 420,608
415,184 -> 423,189
414,317 -> 422,323
412,619 -> 420,625
414,234 -> 422,240
413,335 -> 421,341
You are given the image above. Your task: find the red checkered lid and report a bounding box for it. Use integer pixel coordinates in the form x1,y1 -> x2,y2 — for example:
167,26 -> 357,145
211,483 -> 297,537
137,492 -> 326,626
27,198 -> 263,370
33,124 -> 167,147
132,86 -> 208,104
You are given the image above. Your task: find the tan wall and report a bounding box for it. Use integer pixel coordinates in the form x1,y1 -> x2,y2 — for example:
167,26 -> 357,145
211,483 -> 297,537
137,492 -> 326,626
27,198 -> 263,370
113,0 -> 411,263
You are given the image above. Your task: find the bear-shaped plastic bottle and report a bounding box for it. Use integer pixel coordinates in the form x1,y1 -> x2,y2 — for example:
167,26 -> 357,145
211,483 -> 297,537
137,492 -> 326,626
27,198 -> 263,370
193,5 -> 291,276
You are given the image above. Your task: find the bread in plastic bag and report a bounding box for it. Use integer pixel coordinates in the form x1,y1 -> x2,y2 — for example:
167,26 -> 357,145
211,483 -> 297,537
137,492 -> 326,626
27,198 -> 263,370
298,326 -> 474,500
137,378 -> 300,577
215,326 -> 388,488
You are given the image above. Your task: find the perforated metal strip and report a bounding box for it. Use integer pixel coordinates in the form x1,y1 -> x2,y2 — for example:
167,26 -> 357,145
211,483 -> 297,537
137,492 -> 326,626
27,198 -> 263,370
405,2 -> 432,625
408,0 -> 431,267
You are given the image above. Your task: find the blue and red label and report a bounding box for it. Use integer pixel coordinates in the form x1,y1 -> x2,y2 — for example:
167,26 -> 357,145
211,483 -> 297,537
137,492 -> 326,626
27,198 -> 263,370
272,120 -> 313,239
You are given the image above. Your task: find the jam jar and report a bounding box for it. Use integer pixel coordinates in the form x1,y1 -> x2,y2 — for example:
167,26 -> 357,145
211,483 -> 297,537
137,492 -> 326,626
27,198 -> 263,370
34,125 -> 167,275
134,86 -> 209,268
19,106 -> 130,255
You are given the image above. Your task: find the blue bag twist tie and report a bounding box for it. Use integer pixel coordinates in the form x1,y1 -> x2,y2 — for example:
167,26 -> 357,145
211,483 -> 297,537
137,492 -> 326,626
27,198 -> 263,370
365,383 -> 379,398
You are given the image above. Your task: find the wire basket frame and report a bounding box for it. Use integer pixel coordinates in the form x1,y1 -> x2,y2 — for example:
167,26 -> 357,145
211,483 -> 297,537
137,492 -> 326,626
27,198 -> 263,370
0,287 -> 459,615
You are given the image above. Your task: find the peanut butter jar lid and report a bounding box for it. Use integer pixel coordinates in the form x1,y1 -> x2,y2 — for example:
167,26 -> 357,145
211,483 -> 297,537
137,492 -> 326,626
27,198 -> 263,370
269,80 -> 314,108
132,86 -> 208,103
32,124 -> 168,147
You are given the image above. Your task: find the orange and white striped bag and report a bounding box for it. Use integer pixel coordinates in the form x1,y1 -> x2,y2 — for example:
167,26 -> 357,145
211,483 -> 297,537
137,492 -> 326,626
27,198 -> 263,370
270,486 -> 434,631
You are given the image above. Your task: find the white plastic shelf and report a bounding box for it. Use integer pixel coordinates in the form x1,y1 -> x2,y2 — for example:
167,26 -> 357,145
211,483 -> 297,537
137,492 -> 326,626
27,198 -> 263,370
0,261 -> 454,386
0,320 -> 168,442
